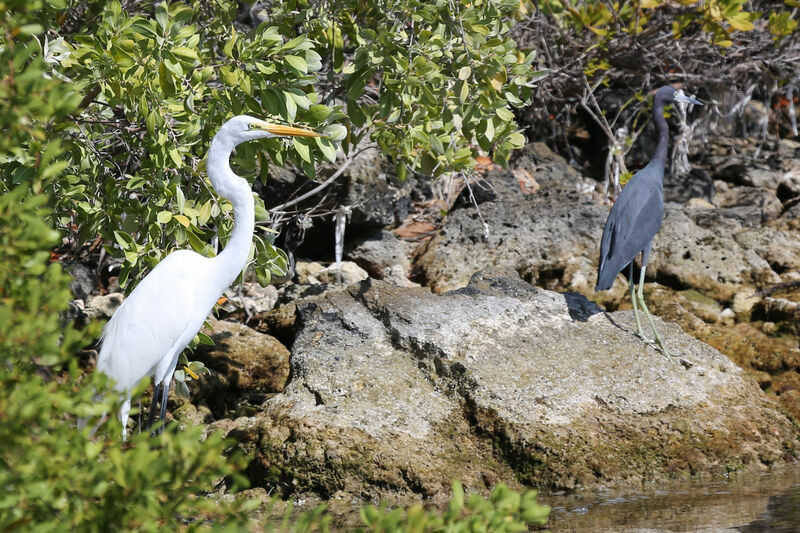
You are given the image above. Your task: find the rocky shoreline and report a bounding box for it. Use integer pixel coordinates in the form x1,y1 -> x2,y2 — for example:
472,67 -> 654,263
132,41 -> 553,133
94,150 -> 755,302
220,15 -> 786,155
73,131 -> 800,502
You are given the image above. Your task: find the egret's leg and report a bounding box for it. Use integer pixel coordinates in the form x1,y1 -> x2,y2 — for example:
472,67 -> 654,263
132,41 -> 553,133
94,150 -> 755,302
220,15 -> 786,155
630,262 -> 645,338
150,378 -> 171,436
146,383 -> 160,430
159,378 -> 170,422
120,398 -> 131,441
636,265 -> 672,356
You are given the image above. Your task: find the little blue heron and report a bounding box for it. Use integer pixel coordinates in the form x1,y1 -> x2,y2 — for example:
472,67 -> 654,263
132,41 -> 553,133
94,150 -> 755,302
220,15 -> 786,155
96,115 -> 320,439
595,86 -> 702,356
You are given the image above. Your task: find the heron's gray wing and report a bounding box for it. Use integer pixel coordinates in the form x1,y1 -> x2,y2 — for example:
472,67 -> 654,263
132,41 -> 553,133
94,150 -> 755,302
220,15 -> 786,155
597,176 -> 664,289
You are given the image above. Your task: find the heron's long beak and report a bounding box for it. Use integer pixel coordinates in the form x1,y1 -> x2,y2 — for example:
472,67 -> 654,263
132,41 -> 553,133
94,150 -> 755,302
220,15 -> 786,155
675,90 -> 703,106
258,122 -> 321,137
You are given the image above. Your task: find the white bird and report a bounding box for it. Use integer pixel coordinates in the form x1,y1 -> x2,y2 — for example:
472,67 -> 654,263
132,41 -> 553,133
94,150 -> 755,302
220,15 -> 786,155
96,115 -> 319,439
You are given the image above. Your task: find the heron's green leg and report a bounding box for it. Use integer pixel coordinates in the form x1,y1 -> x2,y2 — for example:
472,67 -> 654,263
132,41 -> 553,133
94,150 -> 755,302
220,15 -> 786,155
629,262 -> 644,338
636,265 -> 673,356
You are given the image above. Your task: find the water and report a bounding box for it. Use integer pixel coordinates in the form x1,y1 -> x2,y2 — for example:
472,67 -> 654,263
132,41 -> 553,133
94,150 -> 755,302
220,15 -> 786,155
540,466 -> 800,532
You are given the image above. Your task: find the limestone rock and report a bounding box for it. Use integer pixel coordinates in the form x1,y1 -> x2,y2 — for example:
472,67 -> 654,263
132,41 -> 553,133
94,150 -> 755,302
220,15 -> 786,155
739,167 -> 783,191
734,225 -> 800,276
416,169 -> 607,294
664,168 -> 714,203
84,292 -> 124,319
345,229 -> 411,277
295,261 -> 325,284
777,170 -> 800,202
713,186 -> 782,221
223,283 -> 278,315
223,272 -> 798,498
732,290 -> 760,317
193,317 -> 290,416
315,261 -> 369,285
418,178 -> 782,304
382,264 -> 420,287
648,207 -> 780,302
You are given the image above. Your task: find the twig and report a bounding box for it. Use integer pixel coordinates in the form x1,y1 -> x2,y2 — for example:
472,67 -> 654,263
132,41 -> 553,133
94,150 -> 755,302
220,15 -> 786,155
269,156 -> 354,213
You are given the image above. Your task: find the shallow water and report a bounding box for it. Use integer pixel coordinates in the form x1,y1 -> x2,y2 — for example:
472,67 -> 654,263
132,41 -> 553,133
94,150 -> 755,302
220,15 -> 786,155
539,466 -> 800,532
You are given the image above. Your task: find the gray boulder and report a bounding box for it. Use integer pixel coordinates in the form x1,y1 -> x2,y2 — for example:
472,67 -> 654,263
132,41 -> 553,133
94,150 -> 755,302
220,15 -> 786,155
191,317 -> 290,418
713,186 -> 782,221
345,229 -> 411,278
217,272 -> 797,499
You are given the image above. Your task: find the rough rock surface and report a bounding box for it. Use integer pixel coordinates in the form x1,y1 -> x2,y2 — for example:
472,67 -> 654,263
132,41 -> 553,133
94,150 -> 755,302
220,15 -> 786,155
417,143 -> 604,295
345,229 -> 411,278
217,272 -> 798,499
193,317 -> 290,417
222,282 -> 279,315
417,144 -> 796,305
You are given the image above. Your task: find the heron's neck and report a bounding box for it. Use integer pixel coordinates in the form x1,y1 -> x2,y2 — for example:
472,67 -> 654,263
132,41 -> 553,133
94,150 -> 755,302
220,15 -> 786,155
207,136 -> 255,290
652,98 -> 670,165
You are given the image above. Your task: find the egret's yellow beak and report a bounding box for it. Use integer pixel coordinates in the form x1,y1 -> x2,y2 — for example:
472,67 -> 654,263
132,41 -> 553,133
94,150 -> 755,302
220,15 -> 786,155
257,122 -> 321,138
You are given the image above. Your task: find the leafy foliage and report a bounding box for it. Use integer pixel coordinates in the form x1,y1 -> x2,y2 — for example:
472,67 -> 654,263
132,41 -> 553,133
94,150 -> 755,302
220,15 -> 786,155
1,0 -> 542,290
53,0 -> 346,288
272,0 -> 543,173
532,0 -> 766,48
356,481 -> 550,532
262,481 -> 550,532
0,3 -> 551,530
0,5 -> 251,529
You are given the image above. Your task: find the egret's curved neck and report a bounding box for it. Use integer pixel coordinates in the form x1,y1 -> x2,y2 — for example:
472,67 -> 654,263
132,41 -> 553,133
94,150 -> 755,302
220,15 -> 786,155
652,97 -> 670,165
207,135 -> 254,291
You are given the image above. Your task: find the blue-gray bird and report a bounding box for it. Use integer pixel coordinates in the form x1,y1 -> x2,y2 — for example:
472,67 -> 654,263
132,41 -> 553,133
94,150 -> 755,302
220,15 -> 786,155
595,86 -> 702,356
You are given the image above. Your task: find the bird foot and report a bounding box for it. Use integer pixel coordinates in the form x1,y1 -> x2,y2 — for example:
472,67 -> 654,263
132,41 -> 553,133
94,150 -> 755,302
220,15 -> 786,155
633,333 -> 693,367
653,345 -> 695,369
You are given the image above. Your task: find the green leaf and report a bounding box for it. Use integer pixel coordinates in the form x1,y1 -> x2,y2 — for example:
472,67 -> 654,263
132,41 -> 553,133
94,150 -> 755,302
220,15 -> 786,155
306,104 -> 333,121
293,138 -> 311,163
496,107 -> 515,122
157,211 -> 173,224
323,124 -> 348,142
114,231 -> 133,249
727,12 -> 754,31
171,46 -> 198,62
219,66 -> 239,86
173,214 -> 190,227
155,4 -> 169,30
507,132 -> 526,148
176,186 -> 186,213
169,149 -> 182,167
197,201 -> 212,225
284,55 -> 307,73
459,81 -> 469,103
316,137 -> 338,162
223,29 -> 237,58
283,91 -> 297,120
484,119 -> 495,142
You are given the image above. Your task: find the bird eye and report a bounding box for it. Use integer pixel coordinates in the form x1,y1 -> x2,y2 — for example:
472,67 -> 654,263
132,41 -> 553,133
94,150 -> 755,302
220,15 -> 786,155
248,123 -> 256,129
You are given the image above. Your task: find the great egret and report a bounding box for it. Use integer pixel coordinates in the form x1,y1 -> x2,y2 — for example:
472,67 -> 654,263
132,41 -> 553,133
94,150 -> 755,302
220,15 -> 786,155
595,86 -> 702,356
96,115 -> 319,438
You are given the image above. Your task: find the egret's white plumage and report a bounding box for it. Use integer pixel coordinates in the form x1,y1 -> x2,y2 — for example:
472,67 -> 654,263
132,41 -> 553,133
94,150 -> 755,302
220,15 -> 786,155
96,115 -> 319,438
